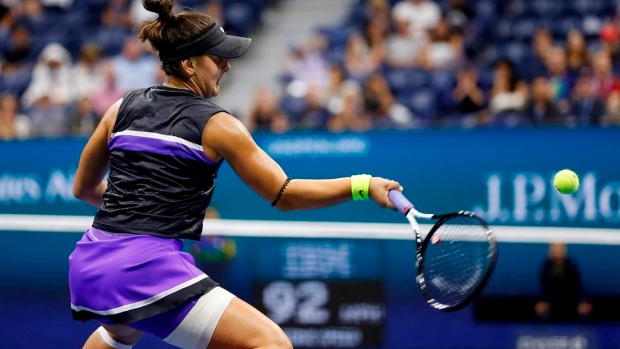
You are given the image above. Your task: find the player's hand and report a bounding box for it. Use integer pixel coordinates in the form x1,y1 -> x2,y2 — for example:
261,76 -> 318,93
369,177 -> 402,210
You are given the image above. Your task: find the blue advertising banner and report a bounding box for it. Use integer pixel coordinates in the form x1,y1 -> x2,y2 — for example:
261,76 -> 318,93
1,127 -> 619,228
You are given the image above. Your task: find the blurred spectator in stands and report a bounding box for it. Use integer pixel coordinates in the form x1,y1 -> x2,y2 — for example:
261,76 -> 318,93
489,59 -> 527,117
91,62 -> 124,117
605,91 -> 620,126
568,69 -> 606,126
0,92 -> 31,139
102,0 -> 133,29
544,46 -> 574,114
417,17 -> 462,71
528,28 -> 553,80
284,34 -> 330,90
4,23 -> 32,63
445,0 -> 475,35
525,76 -> 562,125
344,18 -> 386,80
298,85 -> 330,130
391,0 -> 441,41
599,23 -> 620,63
566,29 -> 590,75
0,55 -> 31,96
111,37 -> 158,92
535,243 -> 592,322
363,73 -> 415,129
27,94 -> 67,137
591,50 -> 620,101
327,80 -> 371,132
452,66 -> 485,121
385,15 -> 423,68
68,96 -> 99,137
73,42 -> 105,99
245,87 -> 289,133
22,42 -> 73,109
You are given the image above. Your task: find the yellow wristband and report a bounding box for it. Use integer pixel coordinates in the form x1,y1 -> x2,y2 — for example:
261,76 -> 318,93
351,174 -> 372,201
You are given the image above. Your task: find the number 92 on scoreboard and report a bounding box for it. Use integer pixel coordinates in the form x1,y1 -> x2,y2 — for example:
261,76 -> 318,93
253,280 -> 385,348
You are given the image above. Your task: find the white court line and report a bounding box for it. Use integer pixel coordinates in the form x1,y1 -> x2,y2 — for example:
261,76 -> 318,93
0,214 -> 619,245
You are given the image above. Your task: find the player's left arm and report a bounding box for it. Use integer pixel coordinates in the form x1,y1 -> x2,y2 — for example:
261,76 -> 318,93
73,99 -> 121,207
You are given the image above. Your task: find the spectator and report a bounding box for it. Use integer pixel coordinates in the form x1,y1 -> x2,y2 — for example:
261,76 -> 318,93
245,87 -> 289,133
568,70 -> 606,126
605,91 -> 620,126
452,66 -> 485,118
391,0 -> 441,41
566,29 -> 590,74
489,59 -> 527,116
544,46 -> 575,109
417,17 -> 463,71
534,243 -> 592,322
298,85 -> 330,130
362,73 -> 415,129
90,62 -> 124,117
0,92 -> 31,139
385,15 -> 423,68
284,34 -> 330,90
21,42 -> 73,108
3,23 -> 32,63
344,18 -> 387,80
525,76 -> 562,125
0,55 -> 32,96
68,96 -> 99,137
27,94 -> 67,137
527,28 -> 553,80
72,42 -> 105,99
15,0 -> 45,33
591,50 -> 620,101
327,80 -> 371,132
111,37 -> 159,92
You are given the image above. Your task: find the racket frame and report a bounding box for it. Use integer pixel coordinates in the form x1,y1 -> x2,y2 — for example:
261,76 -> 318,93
390,190 -> 498,312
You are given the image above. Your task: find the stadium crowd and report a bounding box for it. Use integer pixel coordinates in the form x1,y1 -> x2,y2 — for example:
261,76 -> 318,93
1,0 -> 620,139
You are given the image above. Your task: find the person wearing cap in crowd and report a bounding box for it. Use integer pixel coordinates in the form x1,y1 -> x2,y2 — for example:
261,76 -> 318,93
68,1 -> 402,349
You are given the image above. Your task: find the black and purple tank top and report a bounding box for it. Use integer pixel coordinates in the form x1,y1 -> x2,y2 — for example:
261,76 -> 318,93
93,86 -> 225,240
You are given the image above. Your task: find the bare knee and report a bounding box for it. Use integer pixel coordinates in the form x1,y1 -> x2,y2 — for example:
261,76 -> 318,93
258,328 -> 292,349
100,324 -> 143,345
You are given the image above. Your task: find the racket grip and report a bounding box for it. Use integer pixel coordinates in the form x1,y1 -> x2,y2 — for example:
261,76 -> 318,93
388,190 -> 413,215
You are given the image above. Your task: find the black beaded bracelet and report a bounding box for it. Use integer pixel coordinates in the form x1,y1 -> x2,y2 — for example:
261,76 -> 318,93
271,177 -> 292,207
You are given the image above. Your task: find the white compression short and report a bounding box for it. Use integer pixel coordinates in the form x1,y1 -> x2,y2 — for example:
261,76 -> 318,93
163,286 -> 235,349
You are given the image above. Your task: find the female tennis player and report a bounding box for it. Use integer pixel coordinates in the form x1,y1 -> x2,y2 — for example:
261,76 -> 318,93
69,1 -> 401,349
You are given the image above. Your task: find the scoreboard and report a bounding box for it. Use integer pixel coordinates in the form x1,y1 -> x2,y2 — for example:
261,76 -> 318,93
254,280 -> 385,348
247,239 -> 388,348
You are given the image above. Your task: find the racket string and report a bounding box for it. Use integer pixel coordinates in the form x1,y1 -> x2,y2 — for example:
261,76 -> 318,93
423,215 -> 493,306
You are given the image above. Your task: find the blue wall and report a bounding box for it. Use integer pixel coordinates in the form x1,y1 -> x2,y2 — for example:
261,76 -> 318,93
2,127 -> 620,228
1,127 -> 620,348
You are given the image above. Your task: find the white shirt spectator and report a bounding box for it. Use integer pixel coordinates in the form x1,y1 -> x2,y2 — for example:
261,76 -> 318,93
22,42 -> 74,108
392,0 -> 441,40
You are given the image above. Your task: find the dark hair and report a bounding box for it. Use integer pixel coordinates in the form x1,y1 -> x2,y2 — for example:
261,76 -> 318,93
138,0 -> 216,79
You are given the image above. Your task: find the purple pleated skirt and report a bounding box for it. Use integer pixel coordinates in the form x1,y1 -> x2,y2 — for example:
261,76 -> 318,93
69,227 -> 218,325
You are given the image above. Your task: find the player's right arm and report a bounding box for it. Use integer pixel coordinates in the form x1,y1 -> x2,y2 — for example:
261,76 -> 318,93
73,99 -> 120,207
202,112 -> 400,211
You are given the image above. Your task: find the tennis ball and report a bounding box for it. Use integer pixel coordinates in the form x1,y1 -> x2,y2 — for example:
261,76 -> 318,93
554,169 -> 579,194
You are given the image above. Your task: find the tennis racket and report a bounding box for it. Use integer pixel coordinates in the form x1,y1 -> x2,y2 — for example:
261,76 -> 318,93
388,190 -> 498,312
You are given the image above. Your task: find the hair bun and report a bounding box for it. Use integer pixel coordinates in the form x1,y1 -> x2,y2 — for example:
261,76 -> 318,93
143,0 -> 174,21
